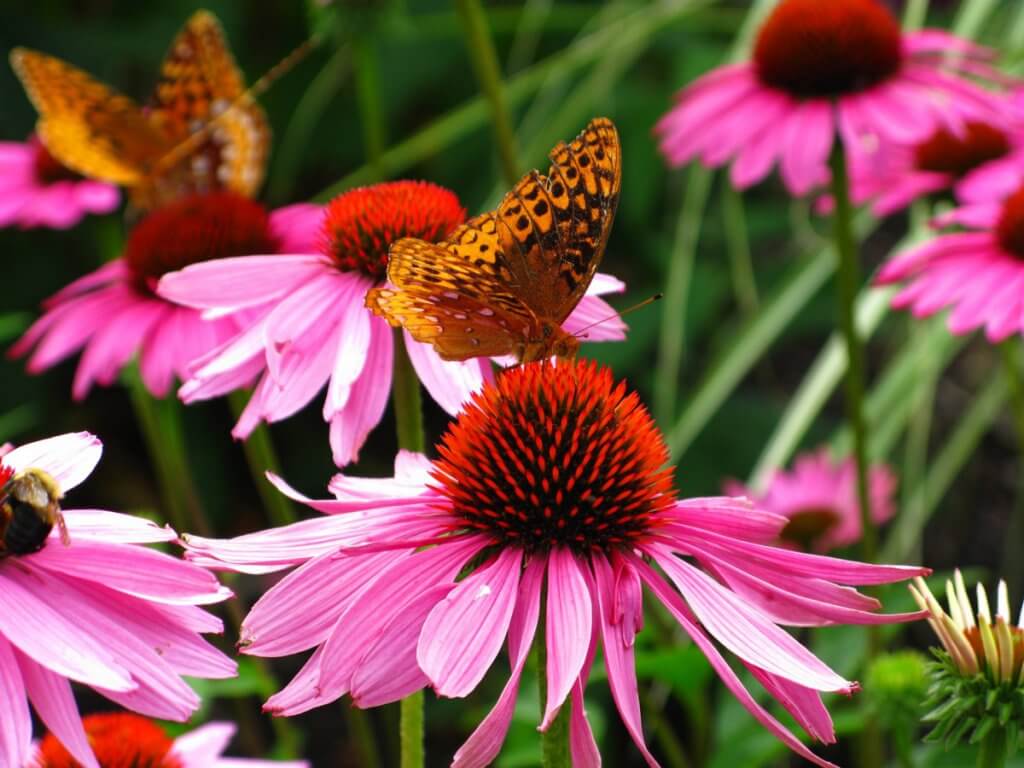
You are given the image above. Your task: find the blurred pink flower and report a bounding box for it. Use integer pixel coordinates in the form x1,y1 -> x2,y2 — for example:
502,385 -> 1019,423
656,0 -> 1005,196
725,449 -> 897,553
31,712 -> 308,768
185,360 -> 926,768
0,137 -> 119,230
876,171 -> 1024,341
157,181 -> 627,467
10,192 -> 321,399
0,432 -> 235,768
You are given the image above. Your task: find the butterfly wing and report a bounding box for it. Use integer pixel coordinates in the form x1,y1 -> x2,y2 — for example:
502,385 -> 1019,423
366,219 -> 537,361
10,48 -> 171,185
143,10 -> 270,205
495,117 -> 621,324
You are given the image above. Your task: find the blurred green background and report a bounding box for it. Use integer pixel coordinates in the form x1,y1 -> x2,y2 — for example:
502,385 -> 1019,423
4,0 -> 1024,765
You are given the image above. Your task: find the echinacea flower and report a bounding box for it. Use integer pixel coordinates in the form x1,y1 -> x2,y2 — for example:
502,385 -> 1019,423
911,572 -> 1024,752
847,119 -> 1023,216
184,360 -> 926,767
0,136 -> 119,229
157,181 -> 626,467
30,712 -> 308,768
11,191 -> 322,398
875,175 -> 1024,342
725,448 -> 897,552
656,0 -> 1004,196
0,432 -> 235,768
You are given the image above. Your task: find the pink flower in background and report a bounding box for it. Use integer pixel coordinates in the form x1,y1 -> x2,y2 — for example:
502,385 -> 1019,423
185,360 -> 926,768
656,0 -> 1005,196
158,181 -> 626,467
725,449 -> 897,553
0,137 -> 119,230
0,432 -> 235,768
31,712 -> 308,768
876,173 -> 1024,341
10,191 -> 321,399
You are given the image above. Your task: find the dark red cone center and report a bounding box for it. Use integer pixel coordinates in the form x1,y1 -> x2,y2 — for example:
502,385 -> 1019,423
431,360 -> 677,555
124,191 -> 275,294
320,180 -> 465,279
37,713 -> 183,768
780,507 -> 841,550
915,122 -> 1010,177
996,186 -> 1024,258
754,0 -> 903,98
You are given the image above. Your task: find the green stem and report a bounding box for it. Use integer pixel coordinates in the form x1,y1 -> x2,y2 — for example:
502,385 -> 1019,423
227,391 -> 296,527
454,0 -> 520,186
829,147 -> 876,565
537,611 -> 572,767
391,331 -> 426,767
346,707 -> 381,768
999,340 -> 1024,589
125,368 -> 207,536
976,729 -> 1008,768
353,36 -> 386,172
720,182 -> 759,316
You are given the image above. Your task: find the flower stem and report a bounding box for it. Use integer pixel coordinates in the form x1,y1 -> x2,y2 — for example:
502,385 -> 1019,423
829,147 -> 876,565
124,367 -> 208,536
227,391 -> 296,527
391,331 -> 425,767
977,729 -> 1008,768
999,340 -> 1024,589
537,609 -> 572,767
454,0 -> 520,186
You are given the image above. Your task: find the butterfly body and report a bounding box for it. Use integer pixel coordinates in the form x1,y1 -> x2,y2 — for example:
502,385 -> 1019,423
366,117 -> 621,363
10,10 -> 268,210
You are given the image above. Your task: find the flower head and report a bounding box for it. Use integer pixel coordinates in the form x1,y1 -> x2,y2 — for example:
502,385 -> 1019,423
11,192 -> 321,398
0,433 -> 234,768
656,0 -> 1005,196
911,572 -> 1024,750
32,713 -> 308,768
726,448 -> 897,552
0,136 -> 119,229
185,360 -> 927,768
157,181 -> 627,467
876,173 -> 1024,342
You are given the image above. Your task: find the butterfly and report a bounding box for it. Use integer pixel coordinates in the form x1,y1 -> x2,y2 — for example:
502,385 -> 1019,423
10,10 -> 269,210
366,117 -> 621,363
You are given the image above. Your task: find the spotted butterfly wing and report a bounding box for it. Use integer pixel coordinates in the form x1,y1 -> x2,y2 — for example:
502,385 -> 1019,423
9,49 -> 172,185
143,10 -> 270,206
366,117 -> 621,362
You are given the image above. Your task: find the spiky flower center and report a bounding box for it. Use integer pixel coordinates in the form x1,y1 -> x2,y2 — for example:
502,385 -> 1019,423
36,713 -> 183,768
320,180 -> 465,279
753,0 -> 903,98
996,186 -> 1024,258
780,506 -> 841,549
124,191 -> 275,295
431,360 -> 677,555
914,122 -> 1010,177
31,137 -> 81,184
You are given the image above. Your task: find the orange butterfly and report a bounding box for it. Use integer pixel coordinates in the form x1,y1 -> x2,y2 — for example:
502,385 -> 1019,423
366,117 -> 621,363
10,10 -> 269,210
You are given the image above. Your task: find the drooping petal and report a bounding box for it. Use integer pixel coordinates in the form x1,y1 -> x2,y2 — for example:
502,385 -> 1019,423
541,547 -> 592,729
17,652 -> 99,768
1,432 -> 102,493
0,636 -> 30,768
171,722 -> 236,765
406,332 -> 492,416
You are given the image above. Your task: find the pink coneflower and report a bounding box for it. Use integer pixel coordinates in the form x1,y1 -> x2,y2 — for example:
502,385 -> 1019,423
10,191 -> 322,399
655,0 -> 1004,196
184,360 -> 926,767
875,175 -> 1024,341
157,181 -> 626,467
726,449 -> 897,553
0,136 -> 119,229
0,432 -> 235,768
31,712 -> 308,768
846,118 -> 1024,216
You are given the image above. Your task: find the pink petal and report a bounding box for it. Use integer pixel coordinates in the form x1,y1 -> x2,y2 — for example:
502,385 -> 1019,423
779,101 -> 833,195
587,272 -> 626,296
0,636 -> 30,768
320,275 -> 375,418
63,508 -> 176,544
157,255 -> 327,311
747,665 -> 835,744
419,547 -> 523,697
569,675 -> 601,768
406,332 -> 491,416
453,556 -> 545,768
329,316 -> 393,466
541,548 -> 592,729
171,722 -> 235,764
269,203 -> 325,253
2,432 -> 101,493
562,295 -> 627,341
669,497 -> 787,541
17,652 -> 99,768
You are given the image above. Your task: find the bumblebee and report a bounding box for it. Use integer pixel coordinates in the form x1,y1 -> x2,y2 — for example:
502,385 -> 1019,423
0,468 -> 69,558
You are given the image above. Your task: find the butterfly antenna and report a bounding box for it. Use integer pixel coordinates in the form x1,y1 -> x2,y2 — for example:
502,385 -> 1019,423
573,293 -> 663,339
152,35 -> 320,174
